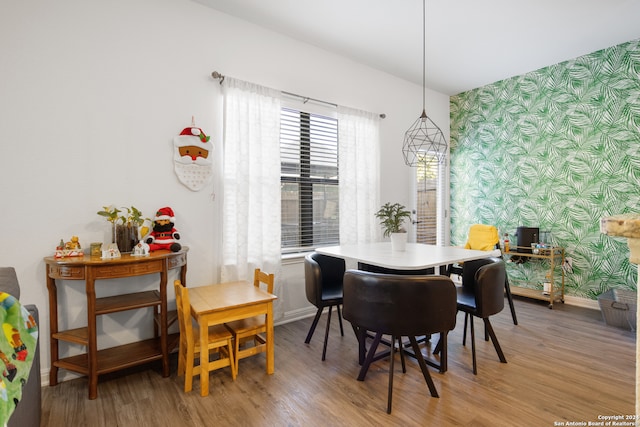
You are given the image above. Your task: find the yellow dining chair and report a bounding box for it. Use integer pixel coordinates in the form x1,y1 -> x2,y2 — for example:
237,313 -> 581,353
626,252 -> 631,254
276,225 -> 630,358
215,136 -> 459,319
174,280 -> 236,393
447,224 -> 501,276
447,224 -> 518,325
223,269 -> 275,374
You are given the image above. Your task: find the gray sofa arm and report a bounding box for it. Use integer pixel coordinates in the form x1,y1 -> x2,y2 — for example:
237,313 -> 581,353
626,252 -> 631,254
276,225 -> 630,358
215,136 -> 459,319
8,304 -> 41,427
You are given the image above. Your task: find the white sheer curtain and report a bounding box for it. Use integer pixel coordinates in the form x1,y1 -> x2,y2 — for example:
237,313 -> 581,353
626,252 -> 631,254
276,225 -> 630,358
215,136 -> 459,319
337,106 -> 381,244
221,78 -> 282,299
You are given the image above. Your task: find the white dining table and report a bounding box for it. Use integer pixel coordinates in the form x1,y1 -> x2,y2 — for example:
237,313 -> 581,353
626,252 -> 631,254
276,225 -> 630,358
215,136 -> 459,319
316,241 -> 495,373
316,242 -> 491,273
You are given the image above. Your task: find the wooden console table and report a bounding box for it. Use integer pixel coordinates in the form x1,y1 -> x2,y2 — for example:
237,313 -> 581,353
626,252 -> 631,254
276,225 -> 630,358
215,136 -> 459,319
44,248 -> 188,399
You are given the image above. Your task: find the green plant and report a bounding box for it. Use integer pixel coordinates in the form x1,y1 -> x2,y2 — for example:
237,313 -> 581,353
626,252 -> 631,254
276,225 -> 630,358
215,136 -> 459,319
126,206 -> 146,227
375,202 -> 411,238
97,205 -> 147,226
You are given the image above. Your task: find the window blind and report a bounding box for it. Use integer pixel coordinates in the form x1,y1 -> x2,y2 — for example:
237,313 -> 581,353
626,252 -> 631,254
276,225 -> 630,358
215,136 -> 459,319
415,153 -> 439,245
281,107 -> 339,253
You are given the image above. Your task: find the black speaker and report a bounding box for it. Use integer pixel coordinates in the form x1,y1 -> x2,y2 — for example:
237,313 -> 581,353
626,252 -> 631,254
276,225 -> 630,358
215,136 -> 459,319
516,227 -> 539,254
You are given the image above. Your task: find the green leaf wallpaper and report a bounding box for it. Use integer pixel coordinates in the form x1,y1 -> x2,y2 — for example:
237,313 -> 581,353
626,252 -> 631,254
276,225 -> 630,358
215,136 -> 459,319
450,39 -> 640,300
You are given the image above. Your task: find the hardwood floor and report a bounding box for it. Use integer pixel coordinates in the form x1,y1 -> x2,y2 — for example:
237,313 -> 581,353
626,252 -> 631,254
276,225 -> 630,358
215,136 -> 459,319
41,297 -> 635,427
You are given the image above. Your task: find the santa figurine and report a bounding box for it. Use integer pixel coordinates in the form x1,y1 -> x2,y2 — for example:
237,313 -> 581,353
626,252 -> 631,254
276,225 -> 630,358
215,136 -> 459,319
145,207 -> 182,252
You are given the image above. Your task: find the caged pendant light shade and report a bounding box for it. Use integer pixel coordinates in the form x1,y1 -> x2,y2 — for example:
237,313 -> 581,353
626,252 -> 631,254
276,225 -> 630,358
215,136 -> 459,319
402,0 -> 448,166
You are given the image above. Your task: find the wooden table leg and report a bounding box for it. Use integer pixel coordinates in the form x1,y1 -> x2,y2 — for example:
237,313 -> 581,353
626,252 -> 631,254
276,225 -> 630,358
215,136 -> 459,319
86,275 -> 98,400
199,315 -> 209,397
159,269 -> 169,377
46,271 -> 59,386
266,302 -> 275,374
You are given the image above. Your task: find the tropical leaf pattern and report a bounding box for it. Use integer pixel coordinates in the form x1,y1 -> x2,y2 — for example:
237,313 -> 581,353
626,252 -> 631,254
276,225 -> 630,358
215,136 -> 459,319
450,39 -> 640,299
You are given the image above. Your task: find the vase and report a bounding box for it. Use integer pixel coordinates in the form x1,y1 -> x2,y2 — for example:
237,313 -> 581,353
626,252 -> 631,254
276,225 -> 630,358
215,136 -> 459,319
390,232 -> 407,251
113,223 -> 138,253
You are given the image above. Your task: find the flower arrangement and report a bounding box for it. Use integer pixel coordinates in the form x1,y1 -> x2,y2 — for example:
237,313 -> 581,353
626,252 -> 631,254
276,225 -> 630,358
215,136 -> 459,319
97,205 -> 148,253
97,205 -> 146,226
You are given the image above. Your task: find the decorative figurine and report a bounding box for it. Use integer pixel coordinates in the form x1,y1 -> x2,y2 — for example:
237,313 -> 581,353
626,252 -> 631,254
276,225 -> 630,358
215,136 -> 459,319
131,241 -> 150,257
101,243 -> 121,259
145,207 -> 182,252
54,236 -> 84,258
65,236 -> 81,250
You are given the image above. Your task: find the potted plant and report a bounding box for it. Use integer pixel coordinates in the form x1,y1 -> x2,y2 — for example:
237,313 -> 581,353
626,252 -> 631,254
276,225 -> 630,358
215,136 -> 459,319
97,205 -> 148,253
375,202 -> 411,251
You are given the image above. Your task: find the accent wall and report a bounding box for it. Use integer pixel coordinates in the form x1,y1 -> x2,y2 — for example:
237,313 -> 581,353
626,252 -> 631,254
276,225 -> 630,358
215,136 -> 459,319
450,39 -> 640,299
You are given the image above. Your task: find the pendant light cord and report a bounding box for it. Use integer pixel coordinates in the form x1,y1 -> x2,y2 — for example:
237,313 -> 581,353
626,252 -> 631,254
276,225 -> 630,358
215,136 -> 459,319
401,0 -> 448,166
422,0 -> 426,114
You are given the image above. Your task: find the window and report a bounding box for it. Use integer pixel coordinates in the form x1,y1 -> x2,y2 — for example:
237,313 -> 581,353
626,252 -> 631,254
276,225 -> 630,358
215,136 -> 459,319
415,153 -> 448,245
280,107 -> 339,253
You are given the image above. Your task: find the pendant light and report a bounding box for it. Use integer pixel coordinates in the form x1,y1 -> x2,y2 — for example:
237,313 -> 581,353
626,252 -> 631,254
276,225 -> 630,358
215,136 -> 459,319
402,0 -> 447,166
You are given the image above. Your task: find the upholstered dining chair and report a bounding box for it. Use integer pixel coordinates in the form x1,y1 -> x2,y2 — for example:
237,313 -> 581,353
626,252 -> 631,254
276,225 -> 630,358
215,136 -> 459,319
304,252 -> 345,361
174,280 -> 235,393
223,269 -> 275,374
342,270 -> 457,414
448,224 -> 518,325
457,258 -> 508,375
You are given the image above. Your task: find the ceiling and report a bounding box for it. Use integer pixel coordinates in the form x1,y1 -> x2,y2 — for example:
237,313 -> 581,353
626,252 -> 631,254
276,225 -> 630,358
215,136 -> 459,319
193,0 -> 640,95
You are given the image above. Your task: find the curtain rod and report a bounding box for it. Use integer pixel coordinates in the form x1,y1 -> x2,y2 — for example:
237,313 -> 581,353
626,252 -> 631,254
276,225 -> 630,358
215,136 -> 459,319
211,71 -> 386,119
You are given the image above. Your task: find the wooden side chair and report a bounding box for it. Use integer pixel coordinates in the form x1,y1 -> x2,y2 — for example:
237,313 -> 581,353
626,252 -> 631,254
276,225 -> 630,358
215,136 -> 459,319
173,280 -> 236,393
223,269 -> 275,374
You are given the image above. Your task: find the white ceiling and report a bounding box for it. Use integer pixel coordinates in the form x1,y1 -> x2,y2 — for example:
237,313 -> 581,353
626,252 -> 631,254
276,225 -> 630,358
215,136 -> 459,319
193,0 -> 640,96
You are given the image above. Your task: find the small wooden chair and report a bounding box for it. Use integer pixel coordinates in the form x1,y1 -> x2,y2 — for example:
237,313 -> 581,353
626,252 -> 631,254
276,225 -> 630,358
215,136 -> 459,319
174,280 -> 236,393
223,269 -> 275,375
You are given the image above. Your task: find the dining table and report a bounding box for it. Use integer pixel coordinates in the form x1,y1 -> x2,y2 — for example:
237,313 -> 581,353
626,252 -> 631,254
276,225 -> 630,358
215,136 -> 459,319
187,280 -> 278,397
317,242 -> 491,273
316,242 -> 493,373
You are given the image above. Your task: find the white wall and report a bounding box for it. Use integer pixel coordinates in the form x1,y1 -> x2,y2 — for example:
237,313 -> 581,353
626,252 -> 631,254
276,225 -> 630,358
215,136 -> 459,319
0,0 -> 450,383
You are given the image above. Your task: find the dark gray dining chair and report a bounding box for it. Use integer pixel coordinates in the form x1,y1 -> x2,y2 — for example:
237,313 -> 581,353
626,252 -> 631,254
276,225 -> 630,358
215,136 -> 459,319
304,252 -> 345,361
342,270 -> 457,414
446,224 -> 518,325
457,257 -> 508,374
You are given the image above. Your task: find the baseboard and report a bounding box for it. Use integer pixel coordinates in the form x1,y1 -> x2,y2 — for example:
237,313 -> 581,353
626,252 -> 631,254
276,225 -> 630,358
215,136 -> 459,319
276,306 -> 317,326
41,369 -> 82,388
563,295 -> 600,310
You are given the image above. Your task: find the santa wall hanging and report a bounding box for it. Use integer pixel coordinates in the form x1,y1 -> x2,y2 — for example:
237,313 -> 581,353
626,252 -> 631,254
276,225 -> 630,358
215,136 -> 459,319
173,120 -> 214,191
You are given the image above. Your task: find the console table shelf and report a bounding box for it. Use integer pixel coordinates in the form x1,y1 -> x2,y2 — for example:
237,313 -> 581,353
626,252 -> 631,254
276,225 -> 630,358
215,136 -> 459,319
504,245 -> 565,308
45,248 -> 188,399
52,327 -> 90,345
54,333 -> 182,377
95,290 -> 161,314
54,337 -> 166,375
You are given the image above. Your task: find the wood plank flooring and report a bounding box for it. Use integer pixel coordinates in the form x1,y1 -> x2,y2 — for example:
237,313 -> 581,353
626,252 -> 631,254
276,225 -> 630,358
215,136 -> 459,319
40,297 -> 635,427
